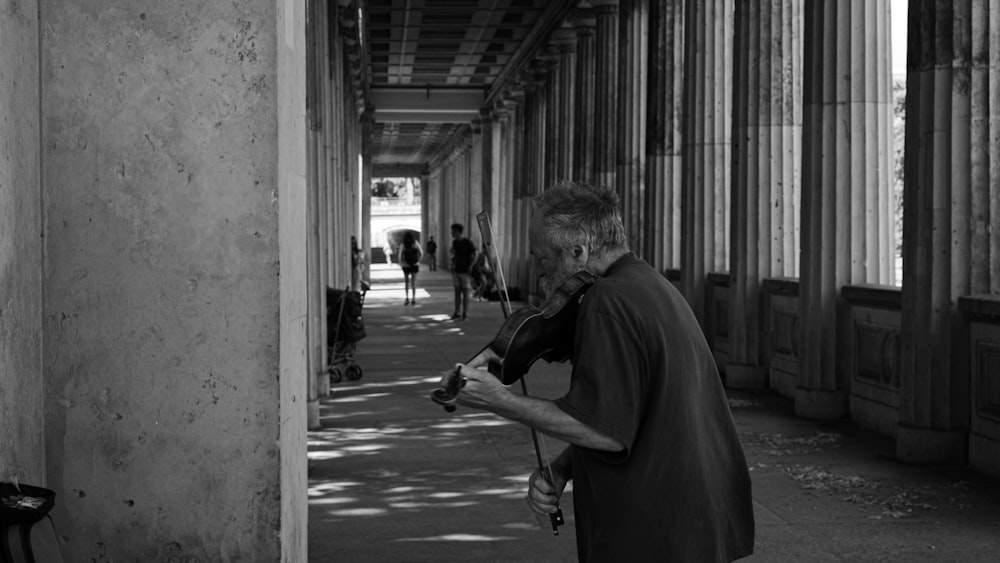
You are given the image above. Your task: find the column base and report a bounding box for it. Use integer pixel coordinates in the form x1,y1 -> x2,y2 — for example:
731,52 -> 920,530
307,399 -> 321,430
318,371 -> 330,398
970,433 -> 1000,479
725,363 -> 768,389
896,423 -> 968,465
794,387 -> 846,420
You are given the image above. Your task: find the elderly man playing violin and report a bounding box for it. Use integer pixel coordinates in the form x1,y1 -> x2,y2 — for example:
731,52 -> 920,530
439,182 -> 755,562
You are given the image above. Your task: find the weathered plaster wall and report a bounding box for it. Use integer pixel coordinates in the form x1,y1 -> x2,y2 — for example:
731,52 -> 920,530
0,0 -> 44,485
40,1 -> 281,560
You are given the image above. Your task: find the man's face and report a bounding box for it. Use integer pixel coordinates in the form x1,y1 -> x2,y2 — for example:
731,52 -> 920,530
529,215 -> 580,298
451,228 -> 460,239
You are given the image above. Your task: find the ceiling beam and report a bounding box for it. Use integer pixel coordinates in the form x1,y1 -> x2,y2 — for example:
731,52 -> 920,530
373,163 -> 428,177
370,86 -> 486,123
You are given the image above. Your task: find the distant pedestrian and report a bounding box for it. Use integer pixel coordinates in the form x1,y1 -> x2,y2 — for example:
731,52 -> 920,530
350,236 -> 365,292
449,223 -> 476,320
471,244 -> 495,301
398,231 -> 423,306
426,236 -> 438,271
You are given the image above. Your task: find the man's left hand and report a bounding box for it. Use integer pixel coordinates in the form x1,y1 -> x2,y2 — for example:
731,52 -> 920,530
453,363 -> 509,411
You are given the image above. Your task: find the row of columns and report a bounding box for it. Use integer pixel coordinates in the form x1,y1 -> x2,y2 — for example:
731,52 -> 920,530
422,0 -> 1000,465
305,0 -> 365,428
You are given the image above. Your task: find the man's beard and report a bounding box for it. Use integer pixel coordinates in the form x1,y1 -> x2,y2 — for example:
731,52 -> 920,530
539,258 -> 577,300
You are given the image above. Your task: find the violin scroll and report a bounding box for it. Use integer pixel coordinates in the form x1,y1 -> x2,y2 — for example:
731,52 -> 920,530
431,367 -> 464,412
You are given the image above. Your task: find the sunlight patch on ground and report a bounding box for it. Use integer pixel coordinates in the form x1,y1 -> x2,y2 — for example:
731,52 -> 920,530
474,487 -> 524,496
318,410 -> 377,421
308,481 -> 364,493
327,507 -> 388,517
426,491 -> 464,499
308,496 -> 358,506
383,486 -> 431,494
431,418 -> 518,430
307,450 -> 344,461
328,392 -> 392,404
390,533 -> 517,543
365,286 -> 432,301
341,444 -> 391,453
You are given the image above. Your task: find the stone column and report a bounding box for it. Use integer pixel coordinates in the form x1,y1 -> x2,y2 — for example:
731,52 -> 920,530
495,97 -> 518,287
553,26 -> 577,181
727,0 -> 802,388
593,0 -> 619,189
479,109 -> 494,216
644,0 -> 684,271
531,64 -> 550,194
541,52 -> 559,189
796,0 -> 894,419
306,0 -> 324,425
326,1 -> 345,286
897,1 -> 1000,464
680,0 -> 733,324
573,9 -> 597,183
616,0 -> 649,254
470,118 -> 485,217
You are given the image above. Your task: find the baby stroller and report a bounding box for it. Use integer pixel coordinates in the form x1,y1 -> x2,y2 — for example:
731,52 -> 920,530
327,285 -> 367,383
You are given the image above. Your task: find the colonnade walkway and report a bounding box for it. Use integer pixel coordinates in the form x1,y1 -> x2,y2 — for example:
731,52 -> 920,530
307,264 -> 1000,562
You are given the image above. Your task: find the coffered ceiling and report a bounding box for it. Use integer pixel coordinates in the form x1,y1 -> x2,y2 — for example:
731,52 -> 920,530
364,0 -> 578,173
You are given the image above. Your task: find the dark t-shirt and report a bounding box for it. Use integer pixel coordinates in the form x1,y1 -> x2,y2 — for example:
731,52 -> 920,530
451,238 -> 476,274
553,253 -> 755,562
426,240 -> 437,254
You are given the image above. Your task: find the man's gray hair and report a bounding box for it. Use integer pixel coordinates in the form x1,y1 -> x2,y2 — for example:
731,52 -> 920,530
533,181 -> 628,257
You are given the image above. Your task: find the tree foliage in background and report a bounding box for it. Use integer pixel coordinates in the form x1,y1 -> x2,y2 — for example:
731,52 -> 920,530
893,79 -> 905,262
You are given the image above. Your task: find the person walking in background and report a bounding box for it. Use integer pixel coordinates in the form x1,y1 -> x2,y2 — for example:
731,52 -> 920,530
471,244 -> 495,301
398,231 -> 423,305
350,236 -> 365,292
425,236 -> 438,271
449,223 -> 477,320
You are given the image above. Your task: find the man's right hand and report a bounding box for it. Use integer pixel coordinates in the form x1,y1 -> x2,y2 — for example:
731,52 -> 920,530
526,466 -> 568,517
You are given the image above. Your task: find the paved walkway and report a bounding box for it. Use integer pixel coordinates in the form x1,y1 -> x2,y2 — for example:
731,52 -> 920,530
308,264 -> 1000,562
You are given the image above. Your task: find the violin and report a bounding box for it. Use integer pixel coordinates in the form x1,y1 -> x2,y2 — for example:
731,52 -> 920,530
433,270 -> 597,398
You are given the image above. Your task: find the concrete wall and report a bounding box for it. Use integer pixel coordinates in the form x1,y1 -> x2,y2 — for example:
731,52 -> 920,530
0,0 -> 44,485
40,1 -> 282,560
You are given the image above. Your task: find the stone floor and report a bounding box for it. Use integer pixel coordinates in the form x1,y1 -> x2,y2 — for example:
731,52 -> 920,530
307,264 -> 1000,562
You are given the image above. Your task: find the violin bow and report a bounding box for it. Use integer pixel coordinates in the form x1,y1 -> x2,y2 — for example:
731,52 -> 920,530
476,210 -> 566,536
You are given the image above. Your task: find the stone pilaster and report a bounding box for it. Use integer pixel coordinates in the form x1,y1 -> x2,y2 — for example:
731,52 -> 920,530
593,0 -> 619,189
470,118 -> 485,218
306,0 -> 321,426
506,89 -> 531,291
573,9 -> 597,183
896,1 -> 999,464
727,0 -> 802,388
539,50 -> 559,189
644,0 -> 684,271
680,0 -> 733,324
552,26 -> 577,181
797,0 -> 894,419
478,109 -> 494,216
616,0 -> 648,255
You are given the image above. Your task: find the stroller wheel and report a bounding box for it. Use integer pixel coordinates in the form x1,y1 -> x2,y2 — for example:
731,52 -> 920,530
329,366 -> 343,384
346,364 -> 363,381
